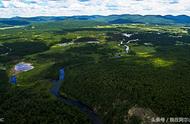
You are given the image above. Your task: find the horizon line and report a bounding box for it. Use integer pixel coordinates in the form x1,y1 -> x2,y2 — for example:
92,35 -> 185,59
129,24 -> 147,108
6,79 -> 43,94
0,13 -> 189,19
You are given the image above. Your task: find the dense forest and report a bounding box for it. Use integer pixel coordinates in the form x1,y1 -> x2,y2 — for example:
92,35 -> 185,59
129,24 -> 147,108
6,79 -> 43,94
0,21 -> 190,124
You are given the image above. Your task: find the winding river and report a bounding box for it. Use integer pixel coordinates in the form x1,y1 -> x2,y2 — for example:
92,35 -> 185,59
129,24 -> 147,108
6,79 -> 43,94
50,80 -> 103,124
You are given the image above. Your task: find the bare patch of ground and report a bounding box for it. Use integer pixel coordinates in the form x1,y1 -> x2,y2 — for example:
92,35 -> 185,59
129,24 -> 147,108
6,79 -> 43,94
127,106 -> 157,124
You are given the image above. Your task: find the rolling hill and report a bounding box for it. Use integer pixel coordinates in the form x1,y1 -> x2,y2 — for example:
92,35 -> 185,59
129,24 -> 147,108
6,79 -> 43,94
0,14 -> 190,27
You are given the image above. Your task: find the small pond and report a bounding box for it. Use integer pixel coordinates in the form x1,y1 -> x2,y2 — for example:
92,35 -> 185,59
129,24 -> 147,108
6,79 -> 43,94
14,62 -> 34,72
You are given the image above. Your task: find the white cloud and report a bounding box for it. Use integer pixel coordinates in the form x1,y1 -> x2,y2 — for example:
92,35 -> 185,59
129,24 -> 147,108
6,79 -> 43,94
0,0 -> 190,18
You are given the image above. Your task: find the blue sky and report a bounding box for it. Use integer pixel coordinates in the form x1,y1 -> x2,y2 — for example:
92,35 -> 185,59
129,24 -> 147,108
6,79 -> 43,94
0,0 -> 189,18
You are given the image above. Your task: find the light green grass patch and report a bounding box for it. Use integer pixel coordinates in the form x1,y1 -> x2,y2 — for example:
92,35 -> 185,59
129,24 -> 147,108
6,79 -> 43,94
131,45 -> 156,58
151,58 -> 174,67
137,52 -> 153,58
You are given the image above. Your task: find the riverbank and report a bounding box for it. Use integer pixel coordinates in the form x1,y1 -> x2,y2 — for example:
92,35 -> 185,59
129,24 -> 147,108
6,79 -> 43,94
50,80 -> 103,124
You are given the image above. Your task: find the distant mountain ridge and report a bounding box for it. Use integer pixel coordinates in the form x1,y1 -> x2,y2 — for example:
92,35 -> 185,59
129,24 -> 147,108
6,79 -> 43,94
0,14 -> 190,27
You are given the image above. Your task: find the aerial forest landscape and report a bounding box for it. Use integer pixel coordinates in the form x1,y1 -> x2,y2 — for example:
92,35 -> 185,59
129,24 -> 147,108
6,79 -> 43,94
0,0 -> 190,124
